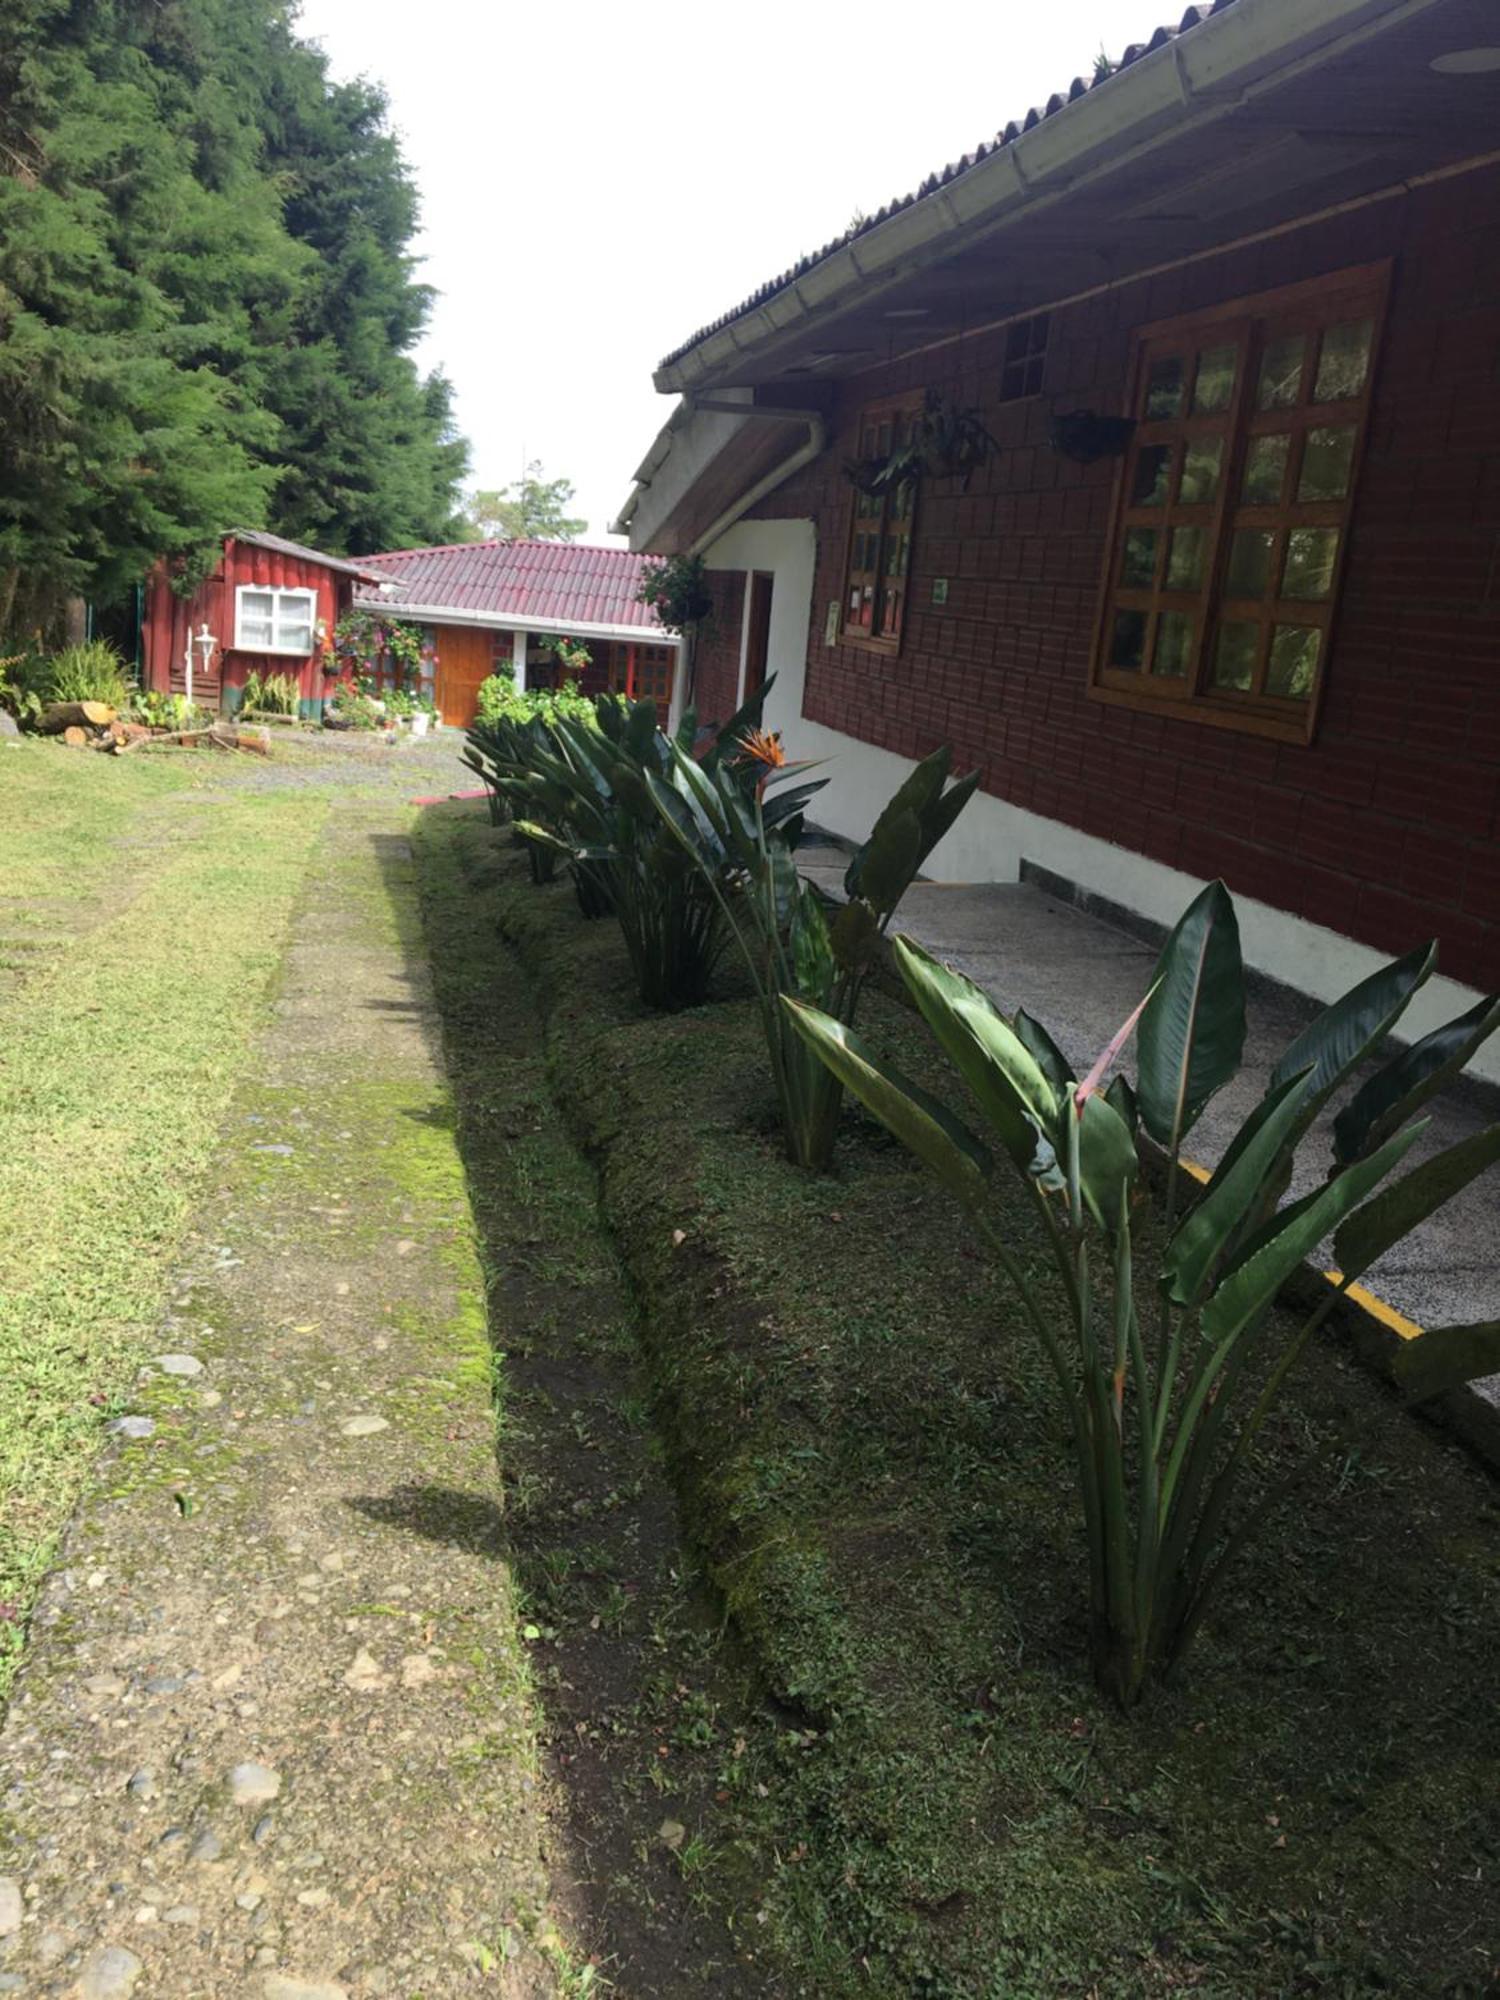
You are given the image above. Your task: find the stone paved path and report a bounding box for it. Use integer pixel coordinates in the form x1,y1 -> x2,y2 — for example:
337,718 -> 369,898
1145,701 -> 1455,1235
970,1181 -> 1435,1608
0,793 -> 560,1996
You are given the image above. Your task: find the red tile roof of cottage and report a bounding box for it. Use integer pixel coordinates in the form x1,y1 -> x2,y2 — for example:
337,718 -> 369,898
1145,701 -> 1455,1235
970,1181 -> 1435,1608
657,0 -> 1239,370
357,539 -> 667,633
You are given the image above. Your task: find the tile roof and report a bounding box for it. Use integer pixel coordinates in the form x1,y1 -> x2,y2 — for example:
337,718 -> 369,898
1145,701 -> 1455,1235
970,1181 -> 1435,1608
230,528 -> 389,583
356,539 -> 669,633
658,0 -> 1238,370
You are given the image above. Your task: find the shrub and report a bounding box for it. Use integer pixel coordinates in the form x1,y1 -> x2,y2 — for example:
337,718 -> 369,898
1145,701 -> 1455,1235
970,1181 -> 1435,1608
44,640 -> 131,708
131,689 -> 203,731
242,670 -> 300,717
787,883 -> 1500,1706
650,737 -> 976,1168
467,684 -> 776,1004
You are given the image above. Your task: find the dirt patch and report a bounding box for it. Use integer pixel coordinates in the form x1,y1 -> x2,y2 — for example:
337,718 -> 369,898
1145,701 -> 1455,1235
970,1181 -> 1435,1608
0,802 -> 560,1996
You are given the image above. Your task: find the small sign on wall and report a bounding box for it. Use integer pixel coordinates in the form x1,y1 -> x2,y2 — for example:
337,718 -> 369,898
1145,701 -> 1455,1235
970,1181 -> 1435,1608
932,577 -> 949,606
824,599 -> 841,645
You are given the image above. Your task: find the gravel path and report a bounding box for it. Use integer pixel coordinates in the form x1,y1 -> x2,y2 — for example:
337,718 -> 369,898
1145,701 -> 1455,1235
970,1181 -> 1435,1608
0,786 -> 560,1997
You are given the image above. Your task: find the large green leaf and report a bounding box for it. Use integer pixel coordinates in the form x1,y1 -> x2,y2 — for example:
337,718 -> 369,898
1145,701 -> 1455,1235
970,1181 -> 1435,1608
1014,1009 -> 1074,1093
1162,1071 -> 1312,1306
780,998 -> 992,1205
790,888 -> 836,1004
854,808 -> 924,915
844,747 -> 949,902
1136,882 -> 1245,1150
892,935 -> 1060,1182
1393,1319 -> 1500,1400
1332,993 -> 1500,1164
830,897 -> 880,976
1269,942 -> 1436,1102
1073,1092 -> 1138,1236
1333,1125 -> 1500,1281
916,766 -> 981,859
1201,1125 -> 1424,1345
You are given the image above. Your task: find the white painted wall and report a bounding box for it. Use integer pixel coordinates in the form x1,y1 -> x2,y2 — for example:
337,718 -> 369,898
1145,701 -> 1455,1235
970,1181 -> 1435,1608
702,516 -> 1500,1085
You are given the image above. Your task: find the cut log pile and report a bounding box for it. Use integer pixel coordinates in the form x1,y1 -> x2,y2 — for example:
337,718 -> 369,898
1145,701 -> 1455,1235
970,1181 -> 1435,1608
39,703 -> 269,757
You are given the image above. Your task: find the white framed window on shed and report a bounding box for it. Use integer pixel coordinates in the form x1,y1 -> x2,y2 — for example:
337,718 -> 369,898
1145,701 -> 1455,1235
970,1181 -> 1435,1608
234,584 -> 318,655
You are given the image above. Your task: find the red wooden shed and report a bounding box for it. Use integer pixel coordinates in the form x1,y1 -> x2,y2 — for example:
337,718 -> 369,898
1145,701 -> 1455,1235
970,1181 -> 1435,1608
141,530 -> 390,719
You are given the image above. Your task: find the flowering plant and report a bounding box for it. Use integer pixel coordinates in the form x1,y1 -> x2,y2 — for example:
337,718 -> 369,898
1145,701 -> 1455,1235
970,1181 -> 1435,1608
332,609 -> 427,681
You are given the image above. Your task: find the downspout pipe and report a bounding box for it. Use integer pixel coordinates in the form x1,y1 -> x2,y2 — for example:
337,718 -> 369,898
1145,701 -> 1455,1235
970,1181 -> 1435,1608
673,411 -> 826,717
687,413 -> 826,557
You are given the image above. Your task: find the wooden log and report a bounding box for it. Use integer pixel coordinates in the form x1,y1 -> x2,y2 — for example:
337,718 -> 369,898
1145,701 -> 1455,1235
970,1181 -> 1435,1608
62,725 -> 88,748
39,700 -> 116,735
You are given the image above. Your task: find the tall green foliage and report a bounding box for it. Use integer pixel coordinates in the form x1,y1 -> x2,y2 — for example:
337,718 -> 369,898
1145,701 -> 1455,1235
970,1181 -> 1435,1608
0,0 -> 467,633
786,887 -> 1500,1706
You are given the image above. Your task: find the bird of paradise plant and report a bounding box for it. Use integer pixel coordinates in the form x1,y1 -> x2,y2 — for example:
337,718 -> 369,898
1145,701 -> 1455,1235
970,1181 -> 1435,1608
784,882 -> 1500,1703
650,739 -> 977,1169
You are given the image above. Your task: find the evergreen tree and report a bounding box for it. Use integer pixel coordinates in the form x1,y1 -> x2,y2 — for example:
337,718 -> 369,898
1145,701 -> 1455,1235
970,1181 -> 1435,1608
463,463 -> 588,542
0,0 -> 469,631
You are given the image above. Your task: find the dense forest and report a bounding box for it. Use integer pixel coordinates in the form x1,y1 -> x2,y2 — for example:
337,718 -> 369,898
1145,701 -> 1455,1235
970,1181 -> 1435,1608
0,0 -> 469,633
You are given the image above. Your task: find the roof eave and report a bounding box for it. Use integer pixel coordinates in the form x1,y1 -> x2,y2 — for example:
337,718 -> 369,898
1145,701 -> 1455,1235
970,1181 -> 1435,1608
351,597 -> 676,647
652,0 -> 1409,393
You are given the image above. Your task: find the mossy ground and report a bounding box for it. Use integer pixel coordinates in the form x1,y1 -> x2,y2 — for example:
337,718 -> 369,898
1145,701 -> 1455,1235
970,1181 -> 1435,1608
432,805 -> 1500,2000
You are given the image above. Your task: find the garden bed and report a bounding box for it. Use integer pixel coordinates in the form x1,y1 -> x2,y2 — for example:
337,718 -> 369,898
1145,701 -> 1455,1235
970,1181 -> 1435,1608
449,810 -> 1500,1998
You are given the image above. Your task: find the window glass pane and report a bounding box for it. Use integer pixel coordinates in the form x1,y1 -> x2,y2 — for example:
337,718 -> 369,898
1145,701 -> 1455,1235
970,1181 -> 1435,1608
1120,528 -> 1159,588
1193,343 -> 1237,415
1165,526 -> 1207,592
1282,527 -> 1339,600
1151,612 -> 1193,678
1145,357 -> 1185,420
1256,334 -> 1306,410
1225,528 -> 1275,599
1297,424 -> 1358,503
1266,625 -> 1321,699
1130,445 -> 1173,507
1211,622 -> 1258,691
1314,319 -> 1373,402
278,621 -> 313,654
239,589 -> 273,644
1109,609 -> 1146,670
1241,433 -> 1290,505
1178,436 -> 1224,506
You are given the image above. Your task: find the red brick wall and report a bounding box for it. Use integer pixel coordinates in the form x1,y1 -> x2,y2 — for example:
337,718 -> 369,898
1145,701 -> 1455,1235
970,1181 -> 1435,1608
745,165 -> 1500,990
690,569 -> 746,727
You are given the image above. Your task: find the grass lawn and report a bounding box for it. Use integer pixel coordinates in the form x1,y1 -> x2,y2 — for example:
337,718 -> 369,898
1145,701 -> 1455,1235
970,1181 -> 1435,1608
443,809 -> 1500,2000
0,744 -> 330,1693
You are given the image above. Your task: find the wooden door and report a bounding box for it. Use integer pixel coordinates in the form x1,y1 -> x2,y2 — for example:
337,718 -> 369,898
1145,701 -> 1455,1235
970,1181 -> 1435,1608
434,625 -> 494,727
744,572 -> 773,700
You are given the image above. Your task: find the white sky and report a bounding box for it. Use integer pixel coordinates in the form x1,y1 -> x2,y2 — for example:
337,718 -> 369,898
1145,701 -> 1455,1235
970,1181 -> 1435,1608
293,0 -> 1142,543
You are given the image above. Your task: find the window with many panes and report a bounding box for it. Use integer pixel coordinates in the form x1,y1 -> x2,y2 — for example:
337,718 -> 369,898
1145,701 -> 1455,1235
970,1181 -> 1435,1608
842,399 -> 920,650
234,584 -> 318,656
1090,264 -> 1386,742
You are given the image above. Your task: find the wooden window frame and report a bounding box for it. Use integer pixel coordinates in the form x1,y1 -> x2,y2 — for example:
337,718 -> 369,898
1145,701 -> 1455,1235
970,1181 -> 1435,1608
1000,311 -> 1050,402
1088,261 -> 1390,746
840,395 -> 921,655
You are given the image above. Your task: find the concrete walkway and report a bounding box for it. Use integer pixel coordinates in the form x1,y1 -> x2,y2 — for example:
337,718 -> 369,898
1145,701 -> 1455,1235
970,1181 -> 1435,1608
799,840 -> 1500,1428
0,794 -> 558,1997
